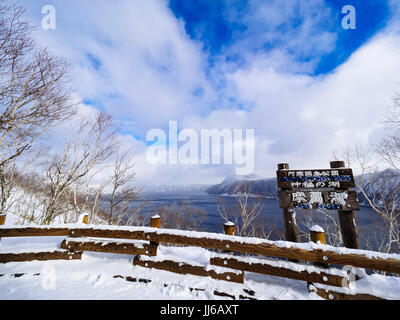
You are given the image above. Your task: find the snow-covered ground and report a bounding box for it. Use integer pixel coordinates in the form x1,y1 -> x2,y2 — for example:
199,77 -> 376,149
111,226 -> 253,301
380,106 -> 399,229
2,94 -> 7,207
0,240 -> 315,300
0,212 -> 317,300
1,213 -> 399,300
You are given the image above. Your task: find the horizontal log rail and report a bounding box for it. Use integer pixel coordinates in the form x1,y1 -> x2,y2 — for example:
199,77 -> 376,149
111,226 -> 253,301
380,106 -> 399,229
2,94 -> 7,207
133,256 -> 244,284
0,250 -> 82,263
60,238 -> 158,257
140,232 -> 400,274
210,254 -> 348,288
313,287 -> 385,301
1,223 -> 400,300
2,226 -> 400,274
0,227 -> 71,238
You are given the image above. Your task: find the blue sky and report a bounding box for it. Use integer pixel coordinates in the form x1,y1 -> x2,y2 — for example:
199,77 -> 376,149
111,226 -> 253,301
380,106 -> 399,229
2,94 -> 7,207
18,0 -> 400,184
169,0 -> 390,74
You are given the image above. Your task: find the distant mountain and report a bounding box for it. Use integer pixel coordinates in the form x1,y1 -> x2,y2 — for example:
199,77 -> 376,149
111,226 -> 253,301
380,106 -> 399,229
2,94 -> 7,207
206,175 -> 278,197
206,169 -> 400,207
355,169 -> 400,206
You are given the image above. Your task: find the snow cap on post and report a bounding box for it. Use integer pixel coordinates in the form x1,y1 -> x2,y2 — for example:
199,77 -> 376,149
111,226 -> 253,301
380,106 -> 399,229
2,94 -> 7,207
150,215 -> 161,229
224,222 -> 235,236
310,225 -> 326,245
310,225 -> 325,233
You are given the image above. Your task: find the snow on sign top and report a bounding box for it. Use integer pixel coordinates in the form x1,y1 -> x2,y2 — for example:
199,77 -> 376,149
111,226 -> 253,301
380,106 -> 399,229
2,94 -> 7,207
277,168 -> 355,190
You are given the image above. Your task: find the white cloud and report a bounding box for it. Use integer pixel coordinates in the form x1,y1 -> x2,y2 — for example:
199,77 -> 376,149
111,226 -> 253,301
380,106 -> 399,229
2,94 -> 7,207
216,29 -> 400,177
26,0 -> 216,133
223,0 -> 338,66
20,0 -> 400,184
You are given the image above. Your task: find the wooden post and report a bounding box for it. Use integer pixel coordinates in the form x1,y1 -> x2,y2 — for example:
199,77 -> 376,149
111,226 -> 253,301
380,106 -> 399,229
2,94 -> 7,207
310,225 -> 329,268
82,215 -> 89,225
308,225 -> 329,292
150,215 -> 161,247
278,163 -> 298,243
0,215 -> 5,241
330,161 -> 361,249
224,222 -> 235,254
223,222 -> 235,254
223,222 -> 242,280
310,225 -> 326,245
150,215 -> 161,229
277,163 -> 290,171
223,222 -> 235,236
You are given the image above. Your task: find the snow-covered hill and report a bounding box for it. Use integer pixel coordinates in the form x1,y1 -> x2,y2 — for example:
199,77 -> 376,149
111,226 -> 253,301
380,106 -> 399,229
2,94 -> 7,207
206,175 -> 278,197
206,170 -> 400,206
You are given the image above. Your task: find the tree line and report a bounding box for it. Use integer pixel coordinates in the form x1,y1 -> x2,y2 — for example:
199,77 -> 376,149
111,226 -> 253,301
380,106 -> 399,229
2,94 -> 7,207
0,2 -> 139,226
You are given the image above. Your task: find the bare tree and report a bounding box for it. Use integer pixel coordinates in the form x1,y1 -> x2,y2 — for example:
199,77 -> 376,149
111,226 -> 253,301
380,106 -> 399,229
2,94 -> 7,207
157,201 -> 206,231
217,184 -> 266,237
0,2 -> 74,162
318,90 -> 400,254
0,145 -> 46,217
69,177 -> 109,224
7,170 -> 46,224
342,146 -> 400,254
0,158 -> 17,218
330,123 -> 400,254
297,208 -> 343,247
41,112 -> 118,225
0,2 -> 74,220
103,148 -> 141,225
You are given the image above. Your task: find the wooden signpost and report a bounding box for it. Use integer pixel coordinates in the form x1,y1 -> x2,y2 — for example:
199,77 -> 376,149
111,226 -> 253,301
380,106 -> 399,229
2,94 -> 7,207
277,161 -> 361,249
277,163 -> 299,244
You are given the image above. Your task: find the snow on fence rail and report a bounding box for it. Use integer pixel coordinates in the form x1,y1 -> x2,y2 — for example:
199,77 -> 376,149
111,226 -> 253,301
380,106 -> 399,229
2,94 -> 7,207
60,238 -> 158,257
1,224 -> 400,274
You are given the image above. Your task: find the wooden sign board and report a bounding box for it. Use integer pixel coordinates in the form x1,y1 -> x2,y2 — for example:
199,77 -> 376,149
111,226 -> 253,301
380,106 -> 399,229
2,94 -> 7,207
279,190 -> 360,211
277,169 -> 355,190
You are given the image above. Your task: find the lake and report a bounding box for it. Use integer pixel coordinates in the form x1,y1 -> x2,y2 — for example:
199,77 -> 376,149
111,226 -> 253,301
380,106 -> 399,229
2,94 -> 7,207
135,191 -> 386,248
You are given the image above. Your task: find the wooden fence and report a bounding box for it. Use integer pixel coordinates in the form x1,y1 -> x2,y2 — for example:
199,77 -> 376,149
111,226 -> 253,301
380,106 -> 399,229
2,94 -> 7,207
1,216 -> 400,300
